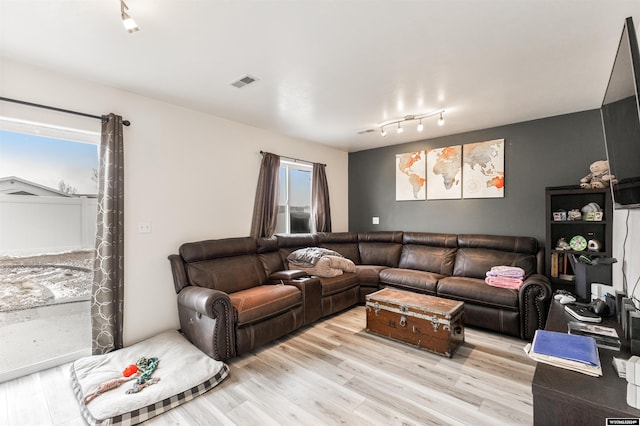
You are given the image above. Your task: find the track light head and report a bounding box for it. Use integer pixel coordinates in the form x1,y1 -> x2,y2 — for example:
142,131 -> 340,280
438,112 -> 444,126
397,122 -> 403,134
380,127 -> 387,137
417,119 -> 424,132
121,0 -> 139,33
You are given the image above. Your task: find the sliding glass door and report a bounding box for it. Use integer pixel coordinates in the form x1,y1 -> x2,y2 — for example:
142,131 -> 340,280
0,125 -> 98,382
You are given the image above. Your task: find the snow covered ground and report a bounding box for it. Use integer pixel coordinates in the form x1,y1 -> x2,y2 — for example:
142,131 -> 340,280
0,251 -> 93,312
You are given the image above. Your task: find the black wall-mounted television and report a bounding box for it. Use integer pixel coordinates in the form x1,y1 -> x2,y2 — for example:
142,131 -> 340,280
601,16 -> 640,209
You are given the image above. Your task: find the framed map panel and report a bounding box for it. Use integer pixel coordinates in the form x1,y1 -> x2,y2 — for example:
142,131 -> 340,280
462,139 -> 505,199
426,145 -> 462,200
396,151 -> 426,201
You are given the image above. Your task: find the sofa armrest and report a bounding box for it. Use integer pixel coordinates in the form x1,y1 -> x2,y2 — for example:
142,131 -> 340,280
269,270 -> 309,281
519,273 -> 552,340
268,272 -> 322,325
177,286 -> 230,317
177,286 -> 236,361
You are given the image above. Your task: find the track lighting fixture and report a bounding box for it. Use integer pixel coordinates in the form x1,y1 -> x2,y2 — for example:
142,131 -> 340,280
377,109 -> 445,136
121,0 -> 139,33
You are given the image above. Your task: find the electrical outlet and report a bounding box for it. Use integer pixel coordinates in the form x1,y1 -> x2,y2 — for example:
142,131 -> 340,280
372,216 -> 380,225
138,222 -> 152,233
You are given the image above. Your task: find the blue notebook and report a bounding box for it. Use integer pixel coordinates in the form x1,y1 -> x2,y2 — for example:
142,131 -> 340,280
531,329 -> 600,367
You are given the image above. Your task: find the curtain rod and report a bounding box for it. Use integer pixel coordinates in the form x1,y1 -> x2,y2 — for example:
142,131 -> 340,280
260,150 -> 326,167
0,96 -> 131,126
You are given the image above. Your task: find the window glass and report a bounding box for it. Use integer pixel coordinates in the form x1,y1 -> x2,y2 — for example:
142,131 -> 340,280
277,161 -> 312,234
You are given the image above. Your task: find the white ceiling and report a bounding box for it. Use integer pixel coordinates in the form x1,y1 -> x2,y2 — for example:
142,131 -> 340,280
1,1 -> 640,152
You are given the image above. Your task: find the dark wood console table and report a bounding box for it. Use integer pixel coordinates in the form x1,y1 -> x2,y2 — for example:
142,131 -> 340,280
532,300 -> 640,425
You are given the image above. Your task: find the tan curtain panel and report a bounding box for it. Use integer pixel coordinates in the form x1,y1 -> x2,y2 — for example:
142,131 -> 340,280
91,113 -> 125,355
312,162 -> 332,232
250,152 -> 280,238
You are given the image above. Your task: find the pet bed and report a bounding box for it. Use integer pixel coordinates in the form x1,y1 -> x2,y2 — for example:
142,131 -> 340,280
70,330 -> 229,426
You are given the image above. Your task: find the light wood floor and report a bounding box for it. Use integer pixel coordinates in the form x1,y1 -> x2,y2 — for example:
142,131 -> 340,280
0,305 -> 536,425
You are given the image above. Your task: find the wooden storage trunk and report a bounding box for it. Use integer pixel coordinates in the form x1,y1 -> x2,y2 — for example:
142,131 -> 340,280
365,288 -> 465,357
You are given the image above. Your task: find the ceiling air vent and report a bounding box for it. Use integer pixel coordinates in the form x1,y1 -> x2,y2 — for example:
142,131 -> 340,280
231,75 -> 259,88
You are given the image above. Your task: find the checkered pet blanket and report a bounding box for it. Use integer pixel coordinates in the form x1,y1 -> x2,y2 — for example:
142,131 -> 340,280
70,330 -> 229,426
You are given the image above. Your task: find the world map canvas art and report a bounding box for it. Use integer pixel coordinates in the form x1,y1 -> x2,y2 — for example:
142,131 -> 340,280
396,151 -> 426,200
395,139 -> 505,201
426,145 -> 462,200
462,139 -> 505,198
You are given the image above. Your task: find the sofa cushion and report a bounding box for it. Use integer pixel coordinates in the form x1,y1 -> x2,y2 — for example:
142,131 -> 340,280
398,245 -> 457,275
275,234 -> 318,264
317,272 -> 359,297
379,268 -> 442,294
452,248 -> 536,280
276,233 -> 319,248
180,237 -> 257,262
402,232 -> 458,248
457,234 -> 537,255
463,303 -> 520,337
257,237 -> 285,277
358,242 -> 402,267
258,251 -> 285,278
356,265 -> 387,286
319,243 -> 361,264
186,255 -> 266,294
317,232 -> 361,264
437,276 -> 519,309
358,231 -> 404,243
229,285 -> 302,326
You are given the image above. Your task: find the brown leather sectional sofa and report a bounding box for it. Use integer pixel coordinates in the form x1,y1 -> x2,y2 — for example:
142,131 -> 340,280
168,231 -> 552,361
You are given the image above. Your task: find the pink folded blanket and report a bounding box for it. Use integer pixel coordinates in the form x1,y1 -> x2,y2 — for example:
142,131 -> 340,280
485,275 -> 523,290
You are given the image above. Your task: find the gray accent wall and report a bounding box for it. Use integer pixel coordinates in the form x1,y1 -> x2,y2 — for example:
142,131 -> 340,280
348,109 -> 606,245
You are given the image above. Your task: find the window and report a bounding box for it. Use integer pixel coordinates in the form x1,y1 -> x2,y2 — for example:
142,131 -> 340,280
276,160 -> 312,234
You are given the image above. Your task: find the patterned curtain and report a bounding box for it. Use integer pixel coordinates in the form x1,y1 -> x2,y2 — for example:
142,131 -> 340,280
250,152 -> 280,238
91,113 -> 125,355
312,162 -> 332,232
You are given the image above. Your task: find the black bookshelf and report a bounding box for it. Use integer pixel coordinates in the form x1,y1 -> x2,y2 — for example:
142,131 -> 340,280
545,186 -> 613,293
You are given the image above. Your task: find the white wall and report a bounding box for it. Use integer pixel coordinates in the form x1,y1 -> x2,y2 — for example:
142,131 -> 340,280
0,59 -> 349,345
0,195 -> 97,256
612,209 -> 640,304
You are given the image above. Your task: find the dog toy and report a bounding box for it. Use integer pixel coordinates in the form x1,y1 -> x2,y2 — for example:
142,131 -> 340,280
83,356 -> 160,404
83,374 -> 138,404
